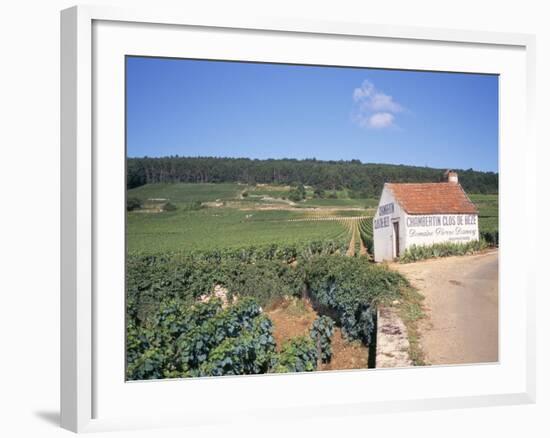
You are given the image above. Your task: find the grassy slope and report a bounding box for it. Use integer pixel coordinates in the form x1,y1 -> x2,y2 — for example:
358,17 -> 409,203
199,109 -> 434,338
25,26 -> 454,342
127,207 -> 348,253
127,183 -> 365,254
299,198 -> 378,208
469,193 -> 498,233
128,183 -> 243,203
127,184 -> 498,254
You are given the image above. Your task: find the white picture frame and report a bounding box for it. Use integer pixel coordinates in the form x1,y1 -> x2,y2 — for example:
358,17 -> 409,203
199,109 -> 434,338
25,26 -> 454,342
60,4 -> 536,433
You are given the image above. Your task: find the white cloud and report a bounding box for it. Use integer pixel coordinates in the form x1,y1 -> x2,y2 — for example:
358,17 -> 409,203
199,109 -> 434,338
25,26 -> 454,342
352,80 -> 404,129
368,93 -> 403,113
368,112 -> 395,128
353,80 -> 375,102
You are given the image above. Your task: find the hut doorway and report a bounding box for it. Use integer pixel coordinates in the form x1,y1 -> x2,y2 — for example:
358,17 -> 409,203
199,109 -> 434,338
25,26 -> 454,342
392,221 -> 400,259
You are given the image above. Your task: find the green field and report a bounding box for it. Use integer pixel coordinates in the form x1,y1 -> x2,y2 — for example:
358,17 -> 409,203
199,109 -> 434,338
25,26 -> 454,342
128,183 -> 243,203
127,207 -> 350,253
127,183 -> 498,254
248,185 -> 291,198
470,193 -> 499,233
127,183 -> 366,254
299,198 -> 377,208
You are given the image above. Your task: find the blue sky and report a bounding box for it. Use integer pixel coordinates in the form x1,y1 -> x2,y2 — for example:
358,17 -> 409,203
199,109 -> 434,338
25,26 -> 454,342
126,57 -> 498,172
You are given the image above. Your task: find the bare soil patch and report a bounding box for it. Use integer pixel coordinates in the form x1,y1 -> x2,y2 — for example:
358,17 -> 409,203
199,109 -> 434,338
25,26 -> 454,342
319,330 -> 369,371
265,298 -> 317,349
265,297 -> 370,370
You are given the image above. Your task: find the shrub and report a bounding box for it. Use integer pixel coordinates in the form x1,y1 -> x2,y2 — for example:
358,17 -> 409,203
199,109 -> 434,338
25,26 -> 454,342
399,240 -> 488,263
288,184 -> 306,202
310,316 -> 335,364
126,342 -> 166,380
126,255 -> 224,322
199,314 -> 276,376
126,298 -> 224,380
480,230 -> 499,247
272,336 -> 318,373
223,260 -> 305,307
127,197 -> 142,211
298,239 -> 349,262
175,298 -> 262,374
179,201 -> 203,211
126,297 -> 276,380
363,237 -> 374,255
288,191 -> 302,202
313,187 -> 325,198
126,240 -> 351,319
163,202 -> 177,211
182,239 -> 348,265
349,189 -> 369,199
305,257 -> 402,345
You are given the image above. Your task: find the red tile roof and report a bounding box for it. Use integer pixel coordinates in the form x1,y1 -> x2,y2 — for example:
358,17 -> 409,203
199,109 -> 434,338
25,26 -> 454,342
387,182 -> 478,215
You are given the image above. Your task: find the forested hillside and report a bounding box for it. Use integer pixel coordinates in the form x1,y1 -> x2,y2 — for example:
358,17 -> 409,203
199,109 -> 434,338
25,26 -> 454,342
127,156 -> 498,196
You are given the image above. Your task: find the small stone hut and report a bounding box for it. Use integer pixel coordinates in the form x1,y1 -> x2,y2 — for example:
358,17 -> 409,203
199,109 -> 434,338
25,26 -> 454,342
373,171 -> 479,262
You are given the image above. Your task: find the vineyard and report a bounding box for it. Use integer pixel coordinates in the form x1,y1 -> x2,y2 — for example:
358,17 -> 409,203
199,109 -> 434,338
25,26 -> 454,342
470,194 -> 499,246
126,182 -> 496,379
126,252 -> 405,380
127,207 -> 359,254
286,215 -> 374,258
127,183 -> 377,256
125,183 -> 393,380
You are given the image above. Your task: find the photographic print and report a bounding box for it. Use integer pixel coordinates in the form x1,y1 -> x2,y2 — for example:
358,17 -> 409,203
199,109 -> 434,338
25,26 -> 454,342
125,57 -> 498,380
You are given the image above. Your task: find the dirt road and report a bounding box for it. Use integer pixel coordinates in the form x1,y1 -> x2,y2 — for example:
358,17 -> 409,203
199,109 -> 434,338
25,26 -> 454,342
392,251 -> 498,365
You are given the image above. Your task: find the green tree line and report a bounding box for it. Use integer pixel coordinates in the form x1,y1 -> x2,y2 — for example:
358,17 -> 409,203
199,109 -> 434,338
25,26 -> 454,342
127,156 -> 498,196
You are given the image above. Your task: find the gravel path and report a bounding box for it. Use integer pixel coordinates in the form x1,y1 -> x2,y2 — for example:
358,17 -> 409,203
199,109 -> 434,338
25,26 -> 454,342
392,250 -> 499,365
376,306 -> 412,368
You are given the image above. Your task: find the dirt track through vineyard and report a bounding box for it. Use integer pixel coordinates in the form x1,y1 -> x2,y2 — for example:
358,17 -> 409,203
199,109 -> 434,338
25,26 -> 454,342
345,219 -> 368,257
285,215 -> 371,258
346,223 -> 356,256
358,225 -> 368,256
